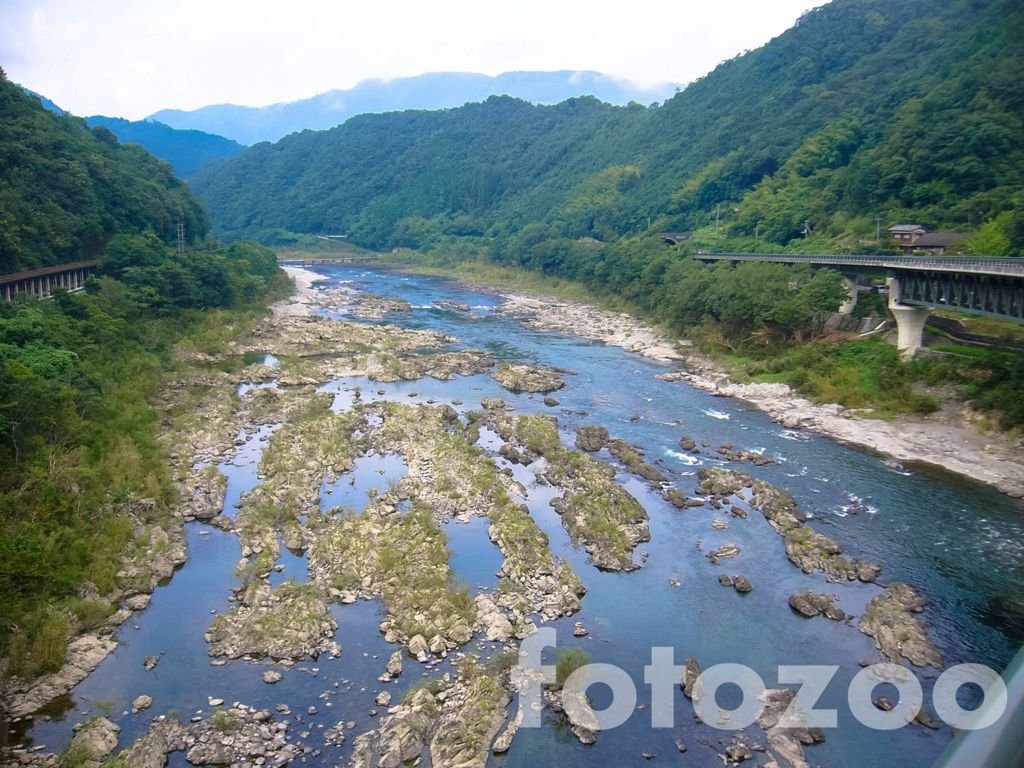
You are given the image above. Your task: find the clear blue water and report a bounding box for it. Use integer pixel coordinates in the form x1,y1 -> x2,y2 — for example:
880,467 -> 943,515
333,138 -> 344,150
18,265 -> 1024,767
319,453 -> 408,514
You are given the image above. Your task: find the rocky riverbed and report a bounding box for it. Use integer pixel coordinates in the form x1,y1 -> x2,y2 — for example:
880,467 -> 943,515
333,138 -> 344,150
4,264 -> 1014,768
474,273 -> 1024,498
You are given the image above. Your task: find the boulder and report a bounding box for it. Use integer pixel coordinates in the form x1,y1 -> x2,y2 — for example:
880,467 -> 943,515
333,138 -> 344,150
733,575 -> 753,593
476,595 -> 514,642
131,694 -> 153,713
707,543 -> 741,564
69,716 -> 120,763
788,591 -> 845,621
859,584 -> 943,668
408,634 -> 430,661
386,650 -> 404,678
574,425 -> 609,452
680,657 -> 703,700
492,363 -> 566,393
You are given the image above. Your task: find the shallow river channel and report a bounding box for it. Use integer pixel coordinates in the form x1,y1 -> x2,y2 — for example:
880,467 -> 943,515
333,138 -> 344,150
17,266 -> 1024,767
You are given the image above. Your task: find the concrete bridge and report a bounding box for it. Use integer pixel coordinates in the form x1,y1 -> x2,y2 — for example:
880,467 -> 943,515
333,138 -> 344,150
277,255 -> 376,267
0,260 -> 98,302
693,252 -> 1024,355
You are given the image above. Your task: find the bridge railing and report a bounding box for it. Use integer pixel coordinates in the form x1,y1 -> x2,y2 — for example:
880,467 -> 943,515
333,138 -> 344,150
696,252 -> 1024,277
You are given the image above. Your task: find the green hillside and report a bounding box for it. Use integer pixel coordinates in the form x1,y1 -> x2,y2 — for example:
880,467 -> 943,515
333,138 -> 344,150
0,67 -> 287,678
192,0 -> 1023,254
0,71 -> 207,274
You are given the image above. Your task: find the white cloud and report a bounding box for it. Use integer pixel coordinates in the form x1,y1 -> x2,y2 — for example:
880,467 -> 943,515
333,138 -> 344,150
0,0 -> 817,119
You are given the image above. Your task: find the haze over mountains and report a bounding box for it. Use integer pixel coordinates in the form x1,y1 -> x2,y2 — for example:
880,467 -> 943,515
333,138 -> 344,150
191,0 -> 1023,256
84,116 -> 245,179
149,71 -> 680,145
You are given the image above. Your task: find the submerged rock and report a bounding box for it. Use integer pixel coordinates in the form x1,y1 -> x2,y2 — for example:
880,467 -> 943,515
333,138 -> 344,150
697,467 -> 881,582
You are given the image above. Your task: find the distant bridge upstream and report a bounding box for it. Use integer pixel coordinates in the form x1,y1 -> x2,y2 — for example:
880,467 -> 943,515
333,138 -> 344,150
691,251 -> 1024,354
277,255 -> 377,267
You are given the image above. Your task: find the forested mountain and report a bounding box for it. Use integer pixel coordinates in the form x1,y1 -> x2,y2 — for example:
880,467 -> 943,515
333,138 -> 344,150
1,65 -> 288,676
84,116 -> 245,179
192,0 -> 1024,256
150,71 -> 678,145
1,72 -> 208,274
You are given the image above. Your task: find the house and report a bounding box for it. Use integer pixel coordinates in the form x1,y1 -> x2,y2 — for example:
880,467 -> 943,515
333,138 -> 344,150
888,224 -> 927,251
911,232 -> 967,255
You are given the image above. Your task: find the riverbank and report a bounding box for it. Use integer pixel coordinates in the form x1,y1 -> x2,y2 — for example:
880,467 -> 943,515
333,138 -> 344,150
364,264 -> 1024,499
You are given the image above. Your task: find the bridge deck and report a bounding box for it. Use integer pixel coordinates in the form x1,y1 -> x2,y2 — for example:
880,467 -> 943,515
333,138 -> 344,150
696,252 -> 1024,277
0,260 -> 98,284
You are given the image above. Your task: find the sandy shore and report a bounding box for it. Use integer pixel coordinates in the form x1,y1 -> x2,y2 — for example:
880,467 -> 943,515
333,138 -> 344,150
274,266 -> 323,316
492,289 -> 1024,498
661,364 -> 1024,498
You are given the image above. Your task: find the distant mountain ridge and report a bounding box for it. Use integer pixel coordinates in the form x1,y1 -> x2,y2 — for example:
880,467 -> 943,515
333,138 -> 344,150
190,0 -> 1023,254
149,71 -> 679,145
84,116 -> 245,179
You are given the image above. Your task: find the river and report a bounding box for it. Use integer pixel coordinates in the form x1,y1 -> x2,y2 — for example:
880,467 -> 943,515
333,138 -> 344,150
16,265 -> 1024,767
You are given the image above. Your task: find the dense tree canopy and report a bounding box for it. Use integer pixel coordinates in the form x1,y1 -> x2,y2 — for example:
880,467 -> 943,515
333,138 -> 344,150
0,69 -> 208,274
0,70 -> 286,674
192,0 -> 1023,257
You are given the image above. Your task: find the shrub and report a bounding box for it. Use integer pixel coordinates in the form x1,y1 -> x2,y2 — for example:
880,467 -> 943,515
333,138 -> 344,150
555,647 -> 590,689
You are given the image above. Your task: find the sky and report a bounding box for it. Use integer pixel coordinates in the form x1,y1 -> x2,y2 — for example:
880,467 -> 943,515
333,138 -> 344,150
0,0 -> 817,120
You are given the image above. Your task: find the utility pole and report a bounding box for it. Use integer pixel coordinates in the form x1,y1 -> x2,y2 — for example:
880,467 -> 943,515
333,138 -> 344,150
176,217 -> 186,257
715,204 -> 720,233
875,216 -> 881,243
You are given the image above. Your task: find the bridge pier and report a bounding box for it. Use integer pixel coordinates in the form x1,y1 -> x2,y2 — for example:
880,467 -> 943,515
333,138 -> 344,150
887,276 -> 931,356
838,275 -> 859,315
